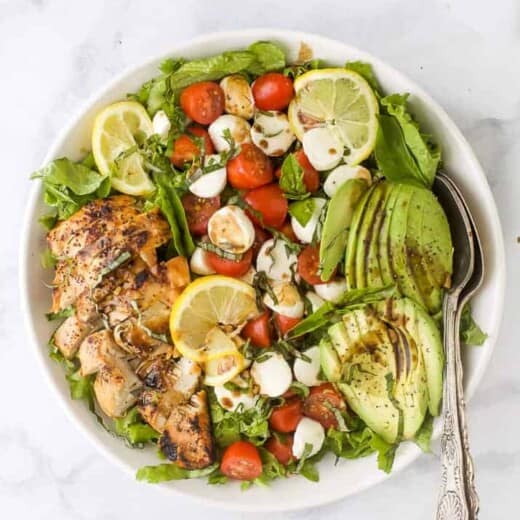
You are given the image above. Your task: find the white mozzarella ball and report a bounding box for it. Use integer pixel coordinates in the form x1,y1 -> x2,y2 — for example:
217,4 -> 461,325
189,247 -> 215,275
302,127 -> 344,171
292,417 -> 325,459
152,110 -> 171,140
207,205 -> 255,254
240,266 -> 256,285
214,384 -> 258,412
220,75 -> 255,120
293,346 -> 321,386
314,278 -> 347,303
323,164 -> 372,197
251,110 -> 295,157
208,115 -> 251,152
291,198 -> 327,244
251,352 -> 292,397
263,282 -> 304,319
305,291 -> 325,313
188,155 -> 227,198
256,238 -> 298,282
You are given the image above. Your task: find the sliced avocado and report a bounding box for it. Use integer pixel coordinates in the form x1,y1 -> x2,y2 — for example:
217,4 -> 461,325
345,184 -> 376,290
378,183 -> 400,287
354,182 -> 387,289
320,178 -> 369,282
328,321 -> 351,363
405,188 -> 443,313
388,184 -> 427,308
374,297 -> 444,417
320,337 -> 342,382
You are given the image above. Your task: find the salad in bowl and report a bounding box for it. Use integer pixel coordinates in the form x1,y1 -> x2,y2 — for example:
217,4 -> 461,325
31,38 -> 487,489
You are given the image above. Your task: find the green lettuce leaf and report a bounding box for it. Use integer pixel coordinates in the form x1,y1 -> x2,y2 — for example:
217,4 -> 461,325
345,60 -> 380,94
460,303 -> 487,346
279,153 -> 309,201
114,407 -> 159,446
137,462 -> 218,483
45,306 -> 75,321
380,94 -> 440,187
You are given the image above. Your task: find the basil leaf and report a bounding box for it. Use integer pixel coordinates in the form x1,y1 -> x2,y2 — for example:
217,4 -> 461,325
45,306 -> 74,321
289,199 -> 315,226
136,462 -> 218,483
459,303 -> 487,346
279,153 -> 309,200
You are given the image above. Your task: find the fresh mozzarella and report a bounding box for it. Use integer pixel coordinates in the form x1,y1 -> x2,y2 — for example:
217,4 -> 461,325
302,127 -> 344,171
256,238 -> 298,282
251,110 -> 295,157
189,247 -> 215,275
220,75 -> 255,119
314,278 -> 347,303
263,282 -> 304,319
207,205 -> 255,254
305,291 -> 325,313
152,110 -> 171,140
208,114 -> 251,152
293,346 -> 321,386
323,164 -> 372,197
214,383 -> 258,412
188,155 -> 227,198
240,266 -> 257,285
292,417 -> 325,459
291,198 -> 327,244
251,352 -> 292,397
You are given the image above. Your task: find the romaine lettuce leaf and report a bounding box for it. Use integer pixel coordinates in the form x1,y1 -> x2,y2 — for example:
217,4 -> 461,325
136,462 -> 218,483
345,60 -> 380,94
460,303 -> 487,346
114,407 -> 159,446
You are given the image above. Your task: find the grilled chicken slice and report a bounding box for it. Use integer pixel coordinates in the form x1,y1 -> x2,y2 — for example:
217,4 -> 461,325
94,359 -> 142,418
78,330 -> 125,376
48,196 -> 171,312
53,315 -> 95,359
138,357 -> 201,432
159,390 -> 215,469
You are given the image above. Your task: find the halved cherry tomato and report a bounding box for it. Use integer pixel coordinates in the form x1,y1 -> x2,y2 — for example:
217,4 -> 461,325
252,226 -> 271,257
266,434 -> 295,465
298,244 -> 330,285
220,440 -> 263,480
252,72 -> 294,111
244,184 -> 288,229
180,81 -> 225,125
274,313 -> 301,337
303,383 -> 346,430
170,126 -> 215,168
181,194 -> 220,236
227,143 -> 273,190
279,220 -> 298,243
274,151 -> 320,193
242,310 -> 271,348
269,398 -> 303,433
188,125 -> 215,154
207,249 -> 253,277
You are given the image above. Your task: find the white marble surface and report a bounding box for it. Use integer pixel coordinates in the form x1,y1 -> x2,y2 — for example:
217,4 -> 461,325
2,0 -> 519,517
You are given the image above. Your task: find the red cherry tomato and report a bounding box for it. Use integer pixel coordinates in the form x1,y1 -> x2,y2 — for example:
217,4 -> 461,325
226,143 -> 273,190
188,125 -> 215,154
181,194 -> 220,236
274,313 -> 301,337
220,440 -> 263,480
293,150 -> 320,192
269,398 -> 303,433
252,73 -> 294,111
206,249 -> 253,277
244,184 -> 288,229
171,134 -> 200,168
297,244 -> 330,285
180,81 -> 225,125
303,383 -> 346,430
279,220 -> 298,243
266,434 -> 295,466
252,226 -> 271,257
242,310 -> 271,348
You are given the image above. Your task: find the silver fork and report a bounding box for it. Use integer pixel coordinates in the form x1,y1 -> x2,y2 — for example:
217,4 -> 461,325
433,173 -> 485,520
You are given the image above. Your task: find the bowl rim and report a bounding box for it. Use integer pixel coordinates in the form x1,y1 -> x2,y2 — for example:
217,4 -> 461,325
19,28 -> 506,512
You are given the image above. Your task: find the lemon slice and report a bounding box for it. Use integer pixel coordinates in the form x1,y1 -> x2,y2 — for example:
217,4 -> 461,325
170,275 -> 259,362
92,101 -> 155,196
288,68 -> 379,165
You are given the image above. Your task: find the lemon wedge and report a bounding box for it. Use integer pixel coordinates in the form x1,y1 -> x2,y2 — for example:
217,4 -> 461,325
92,101 -> 155,196
170,275 -> 259,362
288,68 -> 379,165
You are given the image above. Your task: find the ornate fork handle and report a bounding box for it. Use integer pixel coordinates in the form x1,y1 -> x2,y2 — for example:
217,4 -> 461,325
436,295 -> 476,520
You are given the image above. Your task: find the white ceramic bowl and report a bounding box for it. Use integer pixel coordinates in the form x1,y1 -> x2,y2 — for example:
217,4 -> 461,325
20,29 -> 505,512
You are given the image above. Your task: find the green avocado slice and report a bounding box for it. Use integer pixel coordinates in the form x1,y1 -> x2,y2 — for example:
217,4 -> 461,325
378,183 -> 400,287
319,337 -> 342,382
388,184 -> 427,309
345,184 -> 376,290
319,178 -> 369,282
